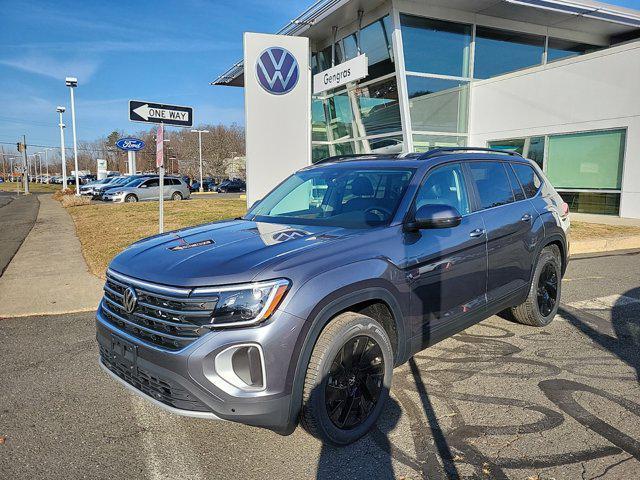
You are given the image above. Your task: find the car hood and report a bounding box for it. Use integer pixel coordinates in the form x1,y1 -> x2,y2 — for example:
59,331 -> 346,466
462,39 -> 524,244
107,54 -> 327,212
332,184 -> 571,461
108,219 -> 356,287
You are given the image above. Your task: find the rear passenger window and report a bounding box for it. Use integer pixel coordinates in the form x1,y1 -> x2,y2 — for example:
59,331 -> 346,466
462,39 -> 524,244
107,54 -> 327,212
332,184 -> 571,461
468,162 -> 514,209
511,163 -> 542,198
505,164 -> 526,201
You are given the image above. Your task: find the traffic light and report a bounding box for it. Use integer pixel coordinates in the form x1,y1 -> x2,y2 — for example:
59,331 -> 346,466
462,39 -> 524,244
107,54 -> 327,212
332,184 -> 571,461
16,142 -> 26,153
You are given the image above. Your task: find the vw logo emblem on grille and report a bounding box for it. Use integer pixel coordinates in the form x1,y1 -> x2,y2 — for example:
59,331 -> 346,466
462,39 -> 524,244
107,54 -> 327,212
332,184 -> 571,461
123,286 -> 138,314
255,47 -> 299,95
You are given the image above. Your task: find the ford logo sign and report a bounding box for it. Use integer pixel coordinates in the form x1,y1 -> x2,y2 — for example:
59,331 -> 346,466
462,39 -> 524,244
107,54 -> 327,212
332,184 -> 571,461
255,47 -> 299,95
115,137 -> 145,151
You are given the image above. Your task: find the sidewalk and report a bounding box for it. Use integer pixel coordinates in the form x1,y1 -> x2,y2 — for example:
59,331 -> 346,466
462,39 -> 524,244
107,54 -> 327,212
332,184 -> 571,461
0,194 -> 103,318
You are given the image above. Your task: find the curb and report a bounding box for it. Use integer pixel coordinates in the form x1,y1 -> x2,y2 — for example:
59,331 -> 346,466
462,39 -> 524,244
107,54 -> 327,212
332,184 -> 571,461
570,235 -> 640,255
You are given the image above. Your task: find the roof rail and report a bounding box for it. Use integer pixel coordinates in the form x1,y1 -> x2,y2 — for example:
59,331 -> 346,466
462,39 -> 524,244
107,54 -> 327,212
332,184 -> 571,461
417,147 -> 523,160
314,153 -> 394,164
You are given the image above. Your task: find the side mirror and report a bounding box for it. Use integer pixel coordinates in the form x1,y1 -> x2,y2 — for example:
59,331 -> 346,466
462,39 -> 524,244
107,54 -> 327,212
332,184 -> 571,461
140,184 -> 148,189
406,204 -> 462,230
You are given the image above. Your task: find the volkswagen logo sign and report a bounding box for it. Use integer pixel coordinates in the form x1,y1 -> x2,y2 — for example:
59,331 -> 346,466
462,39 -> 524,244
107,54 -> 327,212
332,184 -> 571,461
255,47 -> 299,95
122,286 -> 138,314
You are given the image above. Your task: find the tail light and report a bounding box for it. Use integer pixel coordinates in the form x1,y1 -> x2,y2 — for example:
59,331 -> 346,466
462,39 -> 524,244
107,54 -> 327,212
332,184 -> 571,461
560,202 -> 569,219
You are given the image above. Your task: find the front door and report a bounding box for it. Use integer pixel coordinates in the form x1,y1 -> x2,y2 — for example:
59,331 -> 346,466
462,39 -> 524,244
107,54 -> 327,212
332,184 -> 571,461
139,178 -> 160,201
404,163 -> 487,346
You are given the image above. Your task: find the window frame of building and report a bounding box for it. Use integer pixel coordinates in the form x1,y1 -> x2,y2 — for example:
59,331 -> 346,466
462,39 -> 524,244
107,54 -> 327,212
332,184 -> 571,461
486,127 -> 627,215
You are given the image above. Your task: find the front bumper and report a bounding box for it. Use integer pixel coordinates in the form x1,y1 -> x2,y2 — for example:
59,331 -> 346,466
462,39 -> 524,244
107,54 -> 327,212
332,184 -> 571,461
96,303 -> 305,434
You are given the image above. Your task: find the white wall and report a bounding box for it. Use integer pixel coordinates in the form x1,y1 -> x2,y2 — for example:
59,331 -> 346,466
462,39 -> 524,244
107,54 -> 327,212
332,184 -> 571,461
469,41 -> 640,219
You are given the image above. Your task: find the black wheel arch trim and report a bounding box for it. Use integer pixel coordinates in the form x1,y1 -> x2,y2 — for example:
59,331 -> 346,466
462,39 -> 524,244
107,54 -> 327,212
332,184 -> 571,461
536,233 -> 568,277
281,283 -> 407,434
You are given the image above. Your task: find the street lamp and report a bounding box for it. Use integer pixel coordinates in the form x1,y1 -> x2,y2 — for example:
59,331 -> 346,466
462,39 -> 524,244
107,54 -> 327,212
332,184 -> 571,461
65,76 -> 80,195
190,129 -> 209,192
36,152 -> 44,182
56,106 -> 68,190
44,148 -> 52,182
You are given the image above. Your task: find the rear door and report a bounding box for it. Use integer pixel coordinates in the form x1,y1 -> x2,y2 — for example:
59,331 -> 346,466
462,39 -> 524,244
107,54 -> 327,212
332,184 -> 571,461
466,161 -> 539,304
404,162 -> 487,345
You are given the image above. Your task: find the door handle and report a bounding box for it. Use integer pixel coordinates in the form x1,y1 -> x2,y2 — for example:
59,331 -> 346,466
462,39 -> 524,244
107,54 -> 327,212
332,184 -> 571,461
521,213 -> 532,222
469,228 -> 486,238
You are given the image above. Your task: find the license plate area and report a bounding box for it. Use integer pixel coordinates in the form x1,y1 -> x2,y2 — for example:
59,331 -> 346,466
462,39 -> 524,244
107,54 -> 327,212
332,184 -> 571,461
109,334 -> 138,373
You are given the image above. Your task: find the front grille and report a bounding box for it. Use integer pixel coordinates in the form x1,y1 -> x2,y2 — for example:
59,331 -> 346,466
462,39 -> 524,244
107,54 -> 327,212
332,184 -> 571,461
99,345 -> 210,412
101,272 -> 218,350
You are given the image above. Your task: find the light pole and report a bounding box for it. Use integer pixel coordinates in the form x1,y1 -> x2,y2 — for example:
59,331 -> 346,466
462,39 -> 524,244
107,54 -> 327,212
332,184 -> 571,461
37,151 -> 43,182
190,129 -> 209,192
66,77 -> 80,195
56,106 -> 68,190
44,148 -> 52,182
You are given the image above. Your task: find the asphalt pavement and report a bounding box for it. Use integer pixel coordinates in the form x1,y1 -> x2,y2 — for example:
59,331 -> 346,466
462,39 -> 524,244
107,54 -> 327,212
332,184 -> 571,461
1,251 -> 639,479
0,191 -> 39,275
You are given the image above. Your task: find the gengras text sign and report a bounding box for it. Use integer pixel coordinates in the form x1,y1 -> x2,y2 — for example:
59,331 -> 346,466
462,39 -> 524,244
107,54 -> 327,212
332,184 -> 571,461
313,54 -> 368,95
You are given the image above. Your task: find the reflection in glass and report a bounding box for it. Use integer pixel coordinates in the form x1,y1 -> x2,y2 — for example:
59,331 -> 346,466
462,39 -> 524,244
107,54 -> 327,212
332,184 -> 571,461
312,97 -> 328,142
413,135 -> 466,152
355,77 -> 401,136
312,144 -> 330,163
527,136 -> 545,168
474,26 -> 544,78
547,38 -> 599,63
560,192 -> 620,215
400,15 -> 471,77
488,138 -> 525,154
406,76 -> 469,133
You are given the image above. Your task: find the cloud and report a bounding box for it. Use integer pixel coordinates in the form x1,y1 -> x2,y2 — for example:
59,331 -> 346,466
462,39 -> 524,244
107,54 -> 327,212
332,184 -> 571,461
0,55 -> 100,83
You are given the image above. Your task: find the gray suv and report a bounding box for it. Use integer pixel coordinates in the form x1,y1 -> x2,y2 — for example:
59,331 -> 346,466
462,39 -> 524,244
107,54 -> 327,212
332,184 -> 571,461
97,148 -> 569,445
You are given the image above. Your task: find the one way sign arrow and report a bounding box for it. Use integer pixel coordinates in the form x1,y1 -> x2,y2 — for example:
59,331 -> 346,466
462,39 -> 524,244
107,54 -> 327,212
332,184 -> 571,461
129,100 -> 193,127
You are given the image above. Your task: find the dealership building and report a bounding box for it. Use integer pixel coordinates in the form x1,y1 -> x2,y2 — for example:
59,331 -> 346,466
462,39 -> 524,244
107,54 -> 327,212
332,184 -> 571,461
213,0 -> 640,218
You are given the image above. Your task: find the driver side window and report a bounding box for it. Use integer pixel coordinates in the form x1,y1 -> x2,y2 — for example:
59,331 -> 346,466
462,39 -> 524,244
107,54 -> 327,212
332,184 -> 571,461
415,163 -> 470,215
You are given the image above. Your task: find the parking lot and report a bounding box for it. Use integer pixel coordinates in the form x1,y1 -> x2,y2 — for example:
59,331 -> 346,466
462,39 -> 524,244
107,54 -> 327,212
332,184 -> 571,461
1,247 -> 639,479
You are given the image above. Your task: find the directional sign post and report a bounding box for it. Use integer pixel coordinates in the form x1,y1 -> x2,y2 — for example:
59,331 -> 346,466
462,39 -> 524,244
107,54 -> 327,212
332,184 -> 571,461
156,124 -> 165,234
129,100 -> 193,127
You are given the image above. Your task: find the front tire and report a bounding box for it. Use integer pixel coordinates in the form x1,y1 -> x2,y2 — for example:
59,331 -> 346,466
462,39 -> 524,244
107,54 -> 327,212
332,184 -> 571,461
510,245 -> 561,327
124,194 -> 138,203
300,312 -> 393,445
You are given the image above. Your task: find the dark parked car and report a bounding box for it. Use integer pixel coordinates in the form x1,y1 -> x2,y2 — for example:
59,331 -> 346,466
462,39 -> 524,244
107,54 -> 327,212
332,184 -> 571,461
97,148 -> 569,445
215,179 -> 245,193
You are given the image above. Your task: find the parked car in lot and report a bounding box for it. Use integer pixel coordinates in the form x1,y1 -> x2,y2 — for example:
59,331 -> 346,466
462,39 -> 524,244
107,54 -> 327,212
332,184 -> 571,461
103,176 -> 190,202
97,147 -> 569,445
214,178 -> 245,193
80,178 -> 112,196
93,176 -> 137,199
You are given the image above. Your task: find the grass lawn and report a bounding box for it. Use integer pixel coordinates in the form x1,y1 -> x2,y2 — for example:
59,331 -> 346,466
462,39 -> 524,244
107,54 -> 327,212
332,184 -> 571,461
571,221 -> 640,241
0,182 -> 61,193
67,198 -> 246,278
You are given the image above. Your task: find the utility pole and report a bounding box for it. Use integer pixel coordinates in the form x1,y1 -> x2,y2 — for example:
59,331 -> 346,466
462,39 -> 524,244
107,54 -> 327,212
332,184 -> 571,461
191,129 -> 209,192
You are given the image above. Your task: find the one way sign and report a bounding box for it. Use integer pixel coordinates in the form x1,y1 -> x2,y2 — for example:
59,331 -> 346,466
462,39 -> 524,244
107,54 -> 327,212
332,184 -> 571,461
129,100 -> 193,127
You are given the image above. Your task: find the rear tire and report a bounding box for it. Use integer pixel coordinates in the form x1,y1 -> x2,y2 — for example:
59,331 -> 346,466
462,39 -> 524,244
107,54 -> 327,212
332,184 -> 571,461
300,312 -> 393,445
510,245 -> 561,327
124,194 -> 138,203
171,191 -> 182,200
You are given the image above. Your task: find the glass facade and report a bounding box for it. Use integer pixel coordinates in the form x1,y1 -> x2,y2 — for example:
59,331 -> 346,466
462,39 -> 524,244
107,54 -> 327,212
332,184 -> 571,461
311,10 -> 605,163
488,129 -> 626,215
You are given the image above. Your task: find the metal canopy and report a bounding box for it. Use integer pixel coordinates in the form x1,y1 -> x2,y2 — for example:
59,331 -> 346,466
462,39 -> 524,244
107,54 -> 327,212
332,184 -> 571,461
211,0 -> 640,87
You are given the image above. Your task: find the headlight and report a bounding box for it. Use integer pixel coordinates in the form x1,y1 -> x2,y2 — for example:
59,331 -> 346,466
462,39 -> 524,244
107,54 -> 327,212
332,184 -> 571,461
112,191 -> 124,195
192,279 -> 290,328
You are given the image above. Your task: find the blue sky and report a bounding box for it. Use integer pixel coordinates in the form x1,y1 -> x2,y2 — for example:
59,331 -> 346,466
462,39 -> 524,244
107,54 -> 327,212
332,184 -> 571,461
1,0 -> 639,150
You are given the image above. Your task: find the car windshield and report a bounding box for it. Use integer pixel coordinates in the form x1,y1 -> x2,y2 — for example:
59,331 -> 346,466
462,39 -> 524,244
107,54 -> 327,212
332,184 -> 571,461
245,166 -> 414,228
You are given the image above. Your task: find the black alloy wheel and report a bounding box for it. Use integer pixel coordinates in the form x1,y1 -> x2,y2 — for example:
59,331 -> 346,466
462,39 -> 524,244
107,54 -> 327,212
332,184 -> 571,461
325,335 -> 385,430
537,263 -> 558,317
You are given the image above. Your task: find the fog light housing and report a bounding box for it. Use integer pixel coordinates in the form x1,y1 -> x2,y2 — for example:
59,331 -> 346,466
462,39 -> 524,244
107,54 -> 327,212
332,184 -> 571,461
214,343 -> 265,391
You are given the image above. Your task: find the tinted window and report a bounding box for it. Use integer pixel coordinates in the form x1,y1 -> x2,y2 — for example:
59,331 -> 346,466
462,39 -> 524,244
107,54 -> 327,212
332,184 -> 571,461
416,163 -> 470,215
505,163 -> 526,201
511,163 -> 541,198
474,26 -> 544,79
144,179 -> 160,188
469,162 -> 514,209
400,15 -> 471,77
